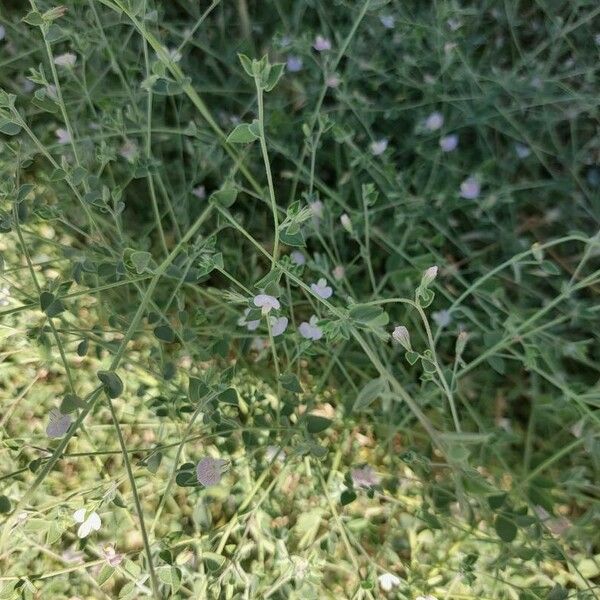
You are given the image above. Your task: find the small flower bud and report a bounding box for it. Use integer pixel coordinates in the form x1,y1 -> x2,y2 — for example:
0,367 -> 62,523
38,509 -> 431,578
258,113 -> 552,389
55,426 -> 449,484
420,265 -> 438,288
392,325 -> 411,351
340,213 -> 352,233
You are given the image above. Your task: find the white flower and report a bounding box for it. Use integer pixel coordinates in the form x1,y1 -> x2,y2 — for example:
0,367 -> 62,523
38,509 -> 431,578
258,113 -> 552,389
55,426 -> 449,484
340,213 -> 352,233
370,138 -> 388,156
119,139 -> 137,162
447,18 -> 462,31
378,572 -> 401,592
310,200 -> 324,219
253,294 -> 280,314
325,74 -> 340,88
53,52 -> 77,67
299,315 -> 323,341
46,409 -> 72,438
392,325 -> 411,351
421,265 -> 438,287
196,457 -> 227,486
332,265 -> 345,280
192,185 -> 206,199
55,128 -> 71,145
290,251 -> 306,265
379,15 -> 395,29
313,35 -> 331,52
102,545 -> 123,567
166,48 -> 182,63
238,308 -> 260,331
310,278 -> 333,299
351,465 -> 380,488
514,143 -> 531,159
270,316 -> 288,337
460,176 -> 481,199
425,111 -> 444,131
265,446 -> 286,463
287,56 -> 303,72
432,309 -> 451,328
74,509 -> 101,538
0,286 -> 10,307
439,134 -> 458,152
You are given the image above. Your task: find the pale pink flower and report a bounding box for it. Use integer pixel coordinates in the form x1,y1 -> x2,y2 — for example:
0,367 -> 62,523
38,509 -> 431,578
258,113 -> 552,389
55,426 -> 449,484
425,112 -> 444,131
460,176 -> 481,199
439,134 -> 458,152
313,35 -> 331,52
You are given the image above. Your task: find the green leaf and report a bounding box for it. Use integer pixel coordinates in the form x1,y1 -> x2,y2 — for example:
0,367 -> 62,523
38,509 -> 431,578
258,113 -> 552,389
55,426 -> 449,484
264,62 -> 285,91
22,10 -> 44,26
97,370 -> 124,399
280,372 -> 303,393
340,490 -> 357,506
210,183 -> 238,208
494,513 -> 517,542
202,552 -> 226,572
0,495 -> 11,513
354,377 -> 387,410
238,53 -> 254,77
60,394 -> 85,413
306,415 -> 332,434
97,564 -> 115,586
405,350 -> 419,365
154,325 -> 176,343
0,119 -> 21,136
40,291 -> 65,317
226,123 -> 259,144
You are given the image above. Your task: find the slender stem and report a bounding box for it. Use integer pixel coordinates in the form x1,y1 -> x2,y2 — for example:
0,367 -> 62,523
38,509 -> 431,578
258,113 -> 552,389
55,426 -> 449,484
255,81 -> 280,267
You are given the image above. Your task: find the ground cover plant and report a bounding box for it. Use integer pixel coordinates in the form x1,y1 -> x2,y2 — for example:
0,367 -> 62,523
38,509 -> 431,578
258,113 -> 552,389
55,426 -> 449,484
0,0 -> 599,598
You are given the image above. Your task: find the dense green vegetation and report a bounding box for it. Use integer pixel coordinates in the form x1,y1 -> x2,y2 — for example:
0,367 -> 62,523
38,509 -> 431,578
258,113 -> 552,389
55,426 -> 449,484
0,1 -> 599,598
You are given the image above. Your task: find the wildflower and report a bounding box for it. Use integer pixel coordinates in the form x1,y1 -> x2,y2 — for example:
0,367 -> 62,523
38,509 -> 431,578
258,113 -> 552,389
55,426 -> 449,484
55,128 -> 71,145
196,456 -> 227,486
166,48 -> 182,63
310,278 -> 333,299
53,52 -> 77,67
290,250 -> 306,266
325,74 -> 340,88
102,545 -> 123,567
514,143 -> 531,159
265,445 -> 286,463
192,185 -> 206,199
439,134 -> 458,152
118,139 -> 137,162
73,509 -> 101,538
310,200 -> 324,219
392,325 -> 411,351
432,309 -> 451,328
379,15 -> 395,29
351,465 -> 380,488
46,409 -> 72,438
459,176 -> 481,199
270,316 -> 288,337
425,111 -> 444,131
421,265 -> 438,287
238,308 -> 260,331
0,286 -> 10,307
299,315 -> 323,341
340,213 -> 352,233
253,294 -> 280,314
313,35 -> 331,52
332,265 -> 345,280
286,56 -> 303,72
378,573 -> 401,592
370,138 -> 388,156
0,26 -> 5,42
447,18 -> 462,31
